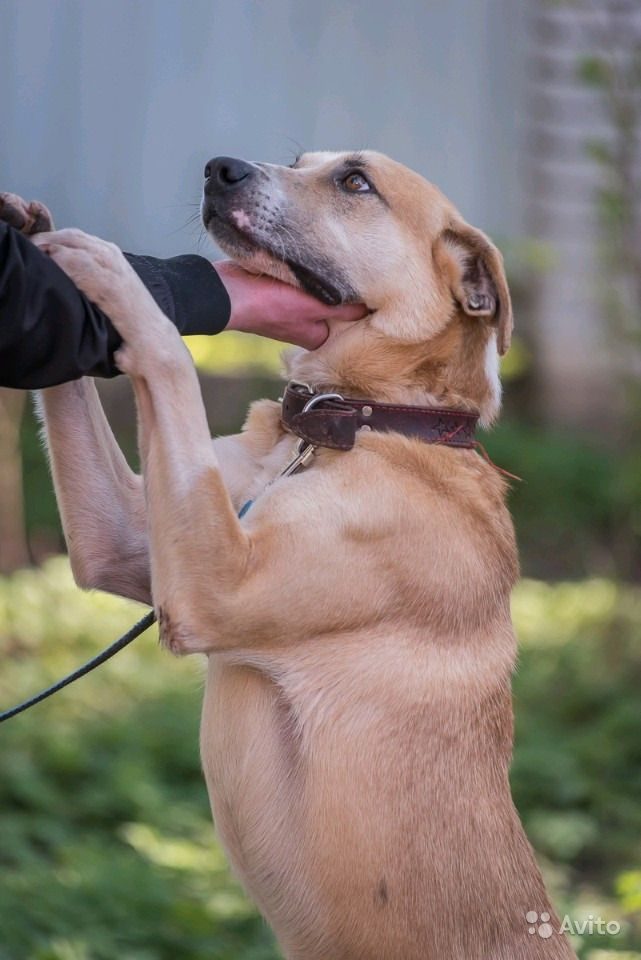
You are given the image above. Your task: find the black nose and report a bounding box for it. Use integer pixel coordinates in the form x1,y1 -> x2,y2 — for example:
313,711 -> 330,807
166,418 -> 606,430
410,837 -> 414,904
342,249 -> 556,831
204,156 -> 254,188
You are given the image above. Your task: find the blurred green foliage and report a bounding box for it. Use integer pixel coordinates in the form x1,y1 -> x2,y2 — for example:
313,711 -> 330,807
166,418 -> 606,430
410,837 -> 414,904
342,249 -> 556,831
483,420 -> 641,580
0,560 -> 640,958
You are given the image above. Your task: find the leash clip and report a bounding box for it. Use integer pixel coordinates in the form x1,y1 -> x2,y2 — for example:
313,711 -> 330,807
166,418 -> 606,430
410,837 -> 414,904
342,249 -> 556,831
279,440 -> 315,477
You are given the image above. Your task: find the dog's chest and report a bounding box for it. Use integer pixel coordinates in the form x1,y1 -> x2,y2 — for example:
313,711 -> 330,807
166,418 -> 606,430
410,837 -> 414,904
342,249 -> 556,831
241,433 -> 300,510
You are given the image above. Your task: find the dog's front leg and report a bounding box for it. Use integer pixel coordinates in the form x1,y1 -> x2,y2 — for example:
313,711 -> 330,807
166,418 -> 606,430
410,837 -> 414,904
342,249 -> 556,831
131,368 -> 251,652
34,230 -> 253,649
38,379 -> 151,603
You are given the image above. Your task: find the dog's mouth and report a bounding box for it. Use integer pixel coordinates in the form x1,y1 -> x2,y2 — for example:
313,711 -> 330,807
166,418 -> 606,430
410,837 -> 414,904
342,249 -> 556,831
203,206 -> 346,306
282,259 -> 343,306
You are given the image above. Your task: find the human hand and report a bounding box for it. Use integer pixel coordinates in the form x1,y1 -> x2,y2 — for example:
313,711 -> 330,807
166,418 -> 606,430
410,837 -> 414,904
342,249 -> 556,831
212,260 -> 367,350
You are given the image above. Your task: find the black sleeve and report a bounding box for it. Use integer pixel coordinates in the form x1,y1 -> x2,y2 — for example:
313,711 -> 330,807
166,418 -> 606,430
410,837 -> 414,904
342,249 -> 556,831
0,222 -> 231,390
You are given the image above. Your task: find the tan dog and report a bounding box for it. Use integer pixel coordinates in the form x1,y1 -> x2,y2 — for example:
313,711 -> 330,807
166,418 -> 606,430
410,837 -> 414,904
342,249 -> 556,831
8,152 -> 575,958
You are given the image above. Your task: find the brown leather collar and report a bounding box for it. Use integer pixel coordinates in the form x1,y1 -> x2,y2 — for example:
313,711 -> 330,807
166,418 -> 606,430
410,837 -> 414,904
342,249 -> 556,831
281,382 -> 478,452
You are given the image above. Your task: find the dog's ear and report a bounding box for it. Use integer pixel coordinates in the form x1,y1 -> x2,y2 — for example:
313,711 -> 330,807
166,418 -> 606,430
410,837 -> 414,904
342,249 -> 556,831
436,220 -> 513,355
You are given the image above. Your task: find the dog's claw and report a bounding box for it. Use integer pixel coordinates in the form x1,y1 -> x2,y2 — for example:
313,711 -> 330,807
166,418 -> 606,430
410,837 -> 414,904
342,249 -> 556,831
0,192 -> 54,234
29,202 -> 54,233
0,192 -> 29,232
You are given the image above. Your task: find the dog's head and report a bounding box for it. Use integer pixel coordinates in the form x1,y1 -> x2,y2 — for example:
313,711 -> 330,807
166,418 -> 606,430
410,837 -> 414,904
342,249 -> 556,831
202,150 -> 512,423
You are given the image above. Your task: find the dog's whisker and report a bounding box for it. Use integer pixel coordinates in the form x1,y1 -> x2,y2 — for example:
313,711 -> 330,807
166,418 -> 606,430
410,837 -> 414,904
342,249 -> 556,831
283,137 -> 305,166
166,212 -> 205,239
195,226 -> 208,253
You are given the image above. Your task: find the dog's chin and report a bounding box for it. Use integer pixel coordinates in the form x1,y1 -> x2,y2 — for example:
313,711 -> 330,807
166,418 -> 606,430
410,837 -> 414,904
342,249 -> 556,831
205,218 -> 344,306
226,245 -> 301,289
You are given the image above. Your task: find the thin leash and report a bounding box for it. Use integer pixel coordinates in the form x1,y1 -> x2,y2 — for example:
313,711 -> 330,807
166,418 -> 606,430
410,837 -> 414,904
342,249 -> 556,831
0,394 -> 331,724
0,610 -> 156,723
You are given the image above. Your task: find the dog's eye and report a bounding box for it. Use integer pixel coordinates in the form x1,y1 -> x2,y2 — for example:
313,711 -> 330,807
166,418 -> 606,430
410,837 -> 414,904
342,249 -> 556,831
342,172 -> 371,193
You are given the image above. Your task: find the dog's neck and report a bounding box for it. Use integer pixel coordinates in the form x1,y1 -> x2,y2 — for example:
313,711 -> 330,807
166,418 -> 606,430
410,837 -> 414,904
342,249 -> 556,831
288,309 -> 502,427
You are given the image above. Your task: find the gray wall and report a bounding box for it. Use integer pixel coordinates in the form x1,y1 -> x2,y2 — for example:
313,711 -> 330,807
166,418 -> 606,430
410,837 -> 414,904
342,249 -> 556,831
524,0 -> 641,422
0,0 -> 525,258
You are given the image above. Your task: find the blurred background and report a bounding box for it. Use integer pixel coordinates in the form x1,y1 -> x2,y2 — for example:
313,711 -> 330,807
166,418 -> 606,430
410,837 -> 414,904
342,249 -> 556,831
1,1 -> 640,958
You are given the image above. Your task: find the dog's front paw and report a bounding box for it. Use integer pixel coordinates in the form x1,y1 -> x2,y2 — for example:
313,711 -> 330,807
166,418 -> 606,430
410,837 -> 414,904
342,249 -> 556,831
32,228 -> 170,349
31,227 -> 184,377
32,228 -> 136,309
0,192 -> 54,234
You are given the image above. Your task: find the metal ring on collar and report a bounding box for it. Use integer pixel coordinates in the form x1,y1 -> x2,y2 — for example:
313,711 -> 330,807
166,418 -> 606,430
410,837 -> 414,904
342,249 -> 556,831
295,391 -> 345,455
301,391 -> 344,413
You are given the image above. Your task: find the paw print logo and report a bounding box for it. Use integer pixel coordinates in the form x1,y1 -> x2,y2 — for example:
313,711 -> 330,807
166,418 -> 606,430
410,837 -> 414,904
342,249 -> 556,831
526,911 -> 554,939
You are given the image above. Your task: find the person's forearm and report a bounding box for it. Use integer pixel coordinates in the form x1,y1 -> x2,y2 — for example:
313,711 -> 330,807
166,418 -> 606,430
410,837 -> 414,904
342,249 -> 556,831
0,223 -> 231,389
124,252 -> 231,337
0,222 -> 122,387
